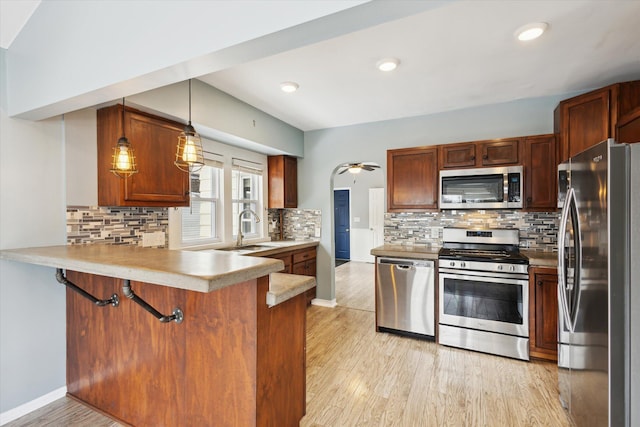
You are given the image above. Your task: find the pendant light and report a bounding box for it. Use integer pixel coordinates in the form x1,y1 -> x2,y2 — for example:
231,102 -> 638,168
175,79 -> 204,173
110,98 -> 138,178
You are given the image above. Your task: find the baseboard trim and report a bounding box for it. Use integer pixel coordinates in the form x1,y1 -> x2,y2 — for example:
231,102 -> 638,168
0,386 -> 67,426
311,298 -> 337,308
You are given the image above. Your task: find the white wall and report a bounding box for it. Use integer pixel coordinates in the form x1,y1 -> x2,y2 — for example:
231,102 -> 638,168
300,94 -> 568,302
0,48 -> 67,414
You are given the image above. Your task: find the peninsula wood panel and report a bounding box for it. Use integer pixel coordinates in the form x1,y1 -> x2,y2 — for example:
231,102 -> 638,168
387,147 -> 438,211
257,280 -> 306,427
66,272 -> 186,426
65,271 -> 306,426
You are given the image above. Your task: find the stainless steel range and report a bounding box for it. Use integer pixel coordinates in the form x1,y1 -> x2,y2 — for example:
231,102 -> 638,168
438,228 -> 530,361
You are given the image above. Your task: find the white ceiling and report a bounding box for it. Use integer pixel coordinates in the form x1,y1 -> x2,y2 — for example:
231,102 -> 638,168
0,0 -> 40,49
3,1 -> 640,132
199,0 -> 640,131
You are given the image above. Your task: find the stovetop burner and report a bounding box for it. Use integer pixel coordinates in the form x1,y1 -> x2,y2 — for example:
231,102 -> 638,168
438,247 -> 529,264
438,228 -> 529,265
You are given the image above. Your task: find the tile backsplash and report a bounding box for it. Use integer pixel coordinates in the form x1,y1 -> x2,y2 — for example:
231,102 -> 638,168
268,208 -> 321,241
67,206 -> 168,247
385,210 -> 559,252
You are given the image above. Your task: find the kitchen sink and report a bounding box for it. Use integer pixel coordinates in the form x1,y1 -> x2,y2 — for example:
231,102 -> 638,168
218,244 -> 276,252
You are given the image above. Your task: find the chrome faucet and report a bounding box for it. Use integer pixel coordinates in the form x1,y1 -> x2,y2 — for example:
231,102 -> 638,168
236,208 -> 261,247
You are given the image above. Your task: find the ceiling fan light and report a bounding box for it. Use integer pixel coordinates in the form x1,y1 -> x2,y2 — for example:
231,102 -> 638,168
515,22 -> 548,41
348,166 -> 362,174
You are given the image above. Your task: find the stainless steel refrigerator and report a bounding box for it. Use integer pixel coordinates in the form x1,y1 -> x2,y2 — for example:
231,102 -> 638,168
557,139 -> 639,426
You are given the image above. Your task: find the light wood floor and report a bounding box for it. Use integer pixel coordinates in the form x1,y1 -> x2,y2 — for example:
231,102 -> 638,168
6,261 -> 572,426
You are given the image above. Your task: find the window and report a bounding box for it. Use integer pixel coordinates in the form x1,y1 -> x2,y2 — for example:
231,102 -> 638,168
168,141 -> 267,250
232,159 -> 263,240
180,161 -> 221,245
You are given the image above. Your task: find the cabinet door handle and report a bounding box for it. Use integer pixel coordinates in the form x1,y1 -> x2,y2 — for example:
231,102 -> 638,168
470,156 -> 475,161
483,155 -> 489,160
537,281 -> 543,286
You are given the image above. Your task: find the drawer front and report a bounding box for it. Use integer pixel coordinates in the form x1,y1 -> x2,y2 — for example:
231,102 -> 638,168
270,253 -> 292,273
293,248 -> 316,264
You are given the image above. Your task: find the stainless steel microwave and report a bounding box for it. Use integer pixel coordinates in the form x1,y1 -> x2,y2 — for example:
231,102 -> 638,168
439,165 -> 523,209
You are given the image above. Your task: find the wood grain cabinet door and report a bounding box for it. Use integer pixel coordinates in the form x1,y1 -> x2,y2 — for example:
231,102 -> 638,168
123,112 -> 189,205
387,147 -> 438,211
268,155 -> 298,208
529,267 -> 558,361
560,88 -> 611,162
479,139 -> 520,166
523,134 -> 556,210
97,105 -> 189,207
439,142 -> 476,168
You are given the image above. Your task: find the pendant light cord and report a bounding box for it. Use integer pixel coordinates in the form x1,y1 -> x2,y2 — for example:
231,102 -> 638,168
188,79 -> 192,126
121,97 -> 126,138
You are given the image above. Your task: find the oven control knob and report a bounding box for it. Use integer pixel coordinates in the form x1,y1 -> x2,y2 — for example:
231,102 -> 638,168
497,265 -> 503,271
460,262 -> 466,268
510,265 -> 515,272
449,261 -> 455,267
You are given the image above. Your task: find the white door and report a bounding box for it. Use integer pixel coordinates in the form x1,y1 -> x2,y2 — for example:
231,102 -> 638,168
369,187 -> 385,249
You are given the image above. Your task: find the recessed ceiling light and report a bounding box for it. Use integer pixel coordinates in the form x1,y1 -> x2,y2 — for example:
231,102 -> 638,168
280,81 -> 299,93
515,22 -> 548,41
376,58 -> 400,72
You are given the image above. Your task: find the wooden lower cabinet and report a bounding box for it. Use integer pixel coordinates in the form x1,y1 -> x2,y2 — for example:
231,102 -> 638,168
529,267 -> 558,361
255,246 -> 317,305
65,271 -> 306,426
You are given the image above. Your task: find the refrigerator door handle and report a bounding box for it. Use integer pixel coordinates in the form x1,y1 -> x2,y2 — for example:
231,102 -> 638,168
568,188 -> 582,331
558,187 -> 575,333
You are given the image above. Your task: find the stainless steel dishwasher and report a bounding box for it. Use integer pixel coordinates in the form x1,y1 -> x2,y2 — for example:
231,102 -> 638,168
376,257 -> 435,338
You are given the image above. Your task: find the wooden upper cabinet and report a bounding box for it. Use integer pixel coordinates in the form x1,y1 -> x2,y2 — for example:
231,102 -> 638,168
556,80 -> 640,162
439,138 -> 520,169
616,106 -> 640,144
523,134 -> 556,211
439,142 -> 476,168
529,267 -> 558,361
479,139 -> 520,166
387,147 -> 438,211
97,105 -> 189,207
268,155 -> 297,208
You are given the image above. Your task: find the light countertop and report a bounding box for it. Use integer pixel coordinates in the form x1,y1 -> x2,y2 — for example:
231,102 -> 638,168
521,250 -> 558,268
0,245 -> 284,294
267,273 -> 316,307
372,245 -> 558,268
370,244 -> 440,260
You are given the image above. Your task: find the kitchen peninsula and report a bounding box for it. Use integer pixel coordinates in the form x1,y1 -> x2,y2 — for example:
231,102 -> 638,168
0,245 -> 314,426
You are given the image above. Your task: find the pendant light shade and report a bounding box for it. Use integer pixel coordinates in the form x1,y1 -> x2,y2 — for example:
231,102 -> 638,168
110,98 -> 138,178
175,79 -> 204,173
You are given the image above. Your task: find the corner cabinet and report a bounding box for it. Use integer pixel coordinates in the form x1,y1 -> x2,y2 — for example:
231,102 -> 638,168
555,80 -> 640,163
253,246 -> 317,305
529,267 -> 558,361
97,105 -> 189,207
523,134 -> 556,211
268,155 -> 298,208
439,138 -> 520,169
387,147 -> 438,211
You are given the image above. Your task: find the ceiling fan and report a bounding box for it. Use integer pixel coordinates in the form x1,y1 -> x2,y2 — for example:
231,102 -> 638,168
337,162 -> 381,175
